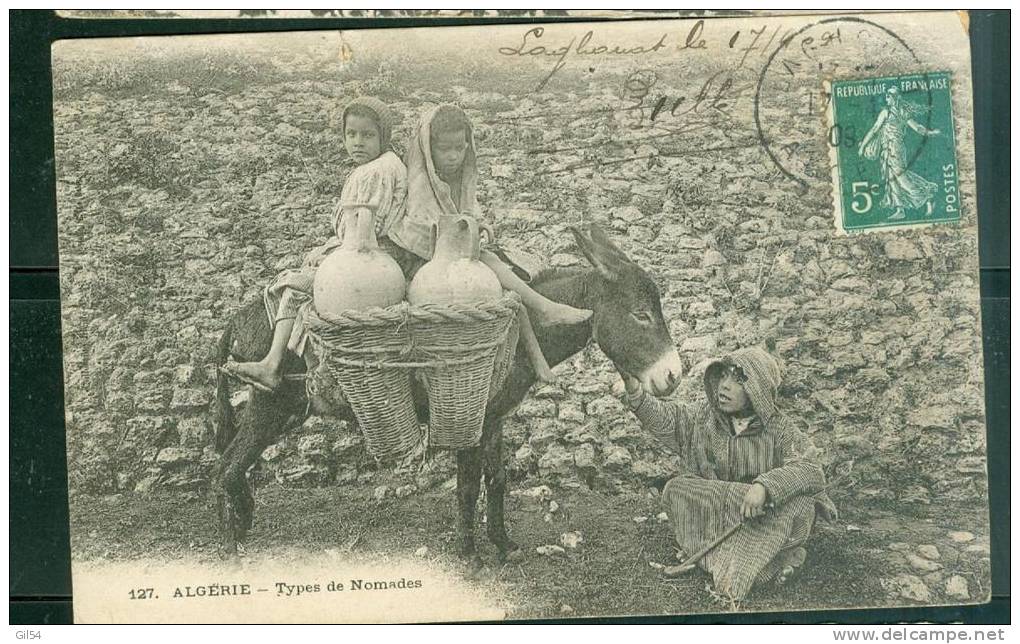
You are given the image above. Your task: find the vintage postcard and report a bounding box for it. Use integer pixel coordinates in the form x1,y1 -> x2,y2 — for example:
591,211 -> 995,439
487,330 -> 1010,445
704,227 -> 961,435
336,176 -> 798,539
52,11 -> 990,623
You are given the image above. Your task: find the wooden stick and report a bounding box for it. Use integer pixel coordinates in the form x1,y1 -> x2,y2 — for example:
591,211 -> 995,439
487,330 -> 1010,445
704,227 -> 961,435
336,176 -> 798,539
663,521 -> 744,578
688,521 -> 744,565
662,499 -> 779,578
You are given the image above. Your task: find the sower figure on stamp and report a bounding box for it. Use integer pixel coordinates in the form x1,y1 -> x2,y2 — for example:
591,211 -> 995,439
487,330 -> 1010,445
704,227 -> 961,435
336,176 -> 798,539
622,346 -> 837,601
858,86 -> 941,221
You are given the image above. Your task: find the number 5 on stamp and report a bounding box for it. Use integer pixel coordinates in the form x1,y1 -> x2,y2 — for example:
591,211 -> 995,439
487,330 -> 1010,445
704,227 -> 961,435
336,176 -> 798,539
826,71 -> 961,233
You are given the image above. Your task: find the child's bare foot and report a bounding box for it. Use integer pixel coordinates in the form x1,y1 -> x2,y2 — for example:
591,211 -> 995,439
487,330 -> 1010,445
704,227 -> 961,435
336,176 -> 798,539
221,358 -> 283,392
775,546 -> 807,585
533,360 -> 557,383
532,301 -> 593,327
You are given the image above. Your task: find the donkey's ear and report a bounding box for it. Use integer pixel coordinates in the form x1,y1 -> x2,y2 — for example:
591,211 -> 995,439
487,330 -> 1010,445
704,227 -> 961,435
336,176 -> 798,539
588,223 -> 634,263
570,223 -> 630,281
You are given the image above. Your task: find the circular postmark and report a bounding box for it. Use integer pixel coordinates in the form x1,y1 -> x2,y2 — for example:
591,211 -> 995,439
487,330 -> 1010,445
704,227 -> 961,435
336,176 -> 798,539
754,17 -> 937,190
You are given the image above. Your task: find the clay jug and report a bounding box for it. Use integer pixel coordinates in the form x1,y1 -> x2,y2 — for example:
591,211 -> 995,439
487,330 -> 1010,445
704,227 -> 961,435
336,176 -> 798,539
407,214 -> 502,305
313,209 -> 406,315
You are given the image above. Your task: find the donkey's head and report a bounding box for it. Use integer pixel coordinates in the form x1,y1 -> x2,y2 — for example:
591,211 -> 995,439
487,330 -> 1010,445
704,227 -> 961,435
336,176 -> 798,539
571,224 -> 683,397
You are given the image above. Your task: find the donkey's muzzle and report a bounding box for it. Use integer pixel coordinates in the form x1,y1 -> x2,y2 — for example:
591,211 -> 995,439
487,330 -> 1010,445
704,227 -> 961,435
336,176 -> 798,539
641,349 -> 684,397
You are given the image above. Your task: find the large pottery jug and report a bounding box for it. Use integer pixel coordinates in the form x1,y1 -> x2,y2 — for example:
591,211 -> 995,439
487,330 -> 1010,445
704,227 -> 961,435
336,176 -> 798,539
407,214 -> 501,305
311,209 -> 419,461
407,214 -> 511,450
314,209 -> 406,315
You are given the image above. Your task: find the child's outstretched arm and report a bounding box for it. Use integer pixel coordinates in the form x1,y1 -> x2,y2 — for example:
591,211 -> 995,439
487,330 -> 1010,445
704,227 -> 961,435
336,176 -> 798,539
623,376 -> 700,456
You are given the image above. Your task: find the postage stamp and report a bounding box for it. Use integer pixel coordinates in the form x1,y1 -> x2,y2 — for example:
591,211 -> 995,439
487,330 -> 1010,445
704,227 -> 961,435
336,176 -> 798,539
827,71 -> 960,233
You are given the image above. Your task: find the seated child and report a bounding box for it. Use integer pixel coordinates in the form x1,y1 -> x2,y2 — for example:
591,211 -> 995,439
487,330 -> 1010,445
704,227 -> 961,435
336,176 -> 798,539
394,104 -> 592,381
622,347 -> 837,600
227,100 -> 589,390
224,96 -> 412,391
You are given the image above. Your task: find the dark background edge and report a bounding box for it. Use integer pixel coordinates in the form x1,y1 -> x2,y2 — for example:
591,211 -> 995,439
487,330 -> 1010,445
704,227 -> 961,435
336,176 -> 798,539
9,8 -> 1010,625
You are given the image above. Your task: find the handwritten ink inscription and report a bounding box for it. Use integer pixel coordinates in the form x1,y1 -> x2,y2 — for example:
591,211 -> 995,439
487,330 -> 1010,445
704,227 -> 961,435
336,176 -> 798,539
621,69 -> 739,128
498,27 -> 670,92
495,20 -> 844,123
494,18 -> 925,189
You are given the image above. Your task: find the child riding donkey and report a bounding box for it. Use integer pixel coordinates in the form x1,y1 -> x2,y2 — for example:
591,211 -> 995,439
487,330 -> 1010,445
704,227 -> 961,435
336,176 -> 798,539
224,98 -> 589,391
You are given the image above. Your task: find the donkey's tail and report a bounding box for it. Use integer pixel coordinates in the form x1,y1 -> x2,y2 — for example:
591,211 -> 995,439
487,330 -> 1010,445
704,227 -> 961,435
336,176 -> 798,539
214,321 -> 236,454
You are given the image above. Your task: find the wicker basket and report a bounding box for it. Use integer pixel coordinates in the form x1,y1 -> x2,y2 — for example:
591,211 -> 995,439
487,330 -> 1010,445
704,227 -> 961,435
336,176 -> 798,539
412,294 -> 521,449
305,306 -> 422,460
305,292 -> 521,455
490,315 -> 520,394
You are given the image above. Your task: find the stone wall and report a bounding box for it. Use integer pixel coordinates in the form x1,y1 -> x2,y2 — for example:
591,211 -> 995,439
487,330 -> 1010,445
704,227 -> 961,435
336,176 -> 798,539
55,42 -> 986,511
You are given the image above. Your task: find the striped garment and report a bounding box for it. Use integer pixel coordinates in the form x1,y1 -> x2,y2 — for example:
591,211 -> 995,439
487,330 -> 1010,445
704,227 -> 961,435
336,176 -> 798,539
628,347 -> 837,600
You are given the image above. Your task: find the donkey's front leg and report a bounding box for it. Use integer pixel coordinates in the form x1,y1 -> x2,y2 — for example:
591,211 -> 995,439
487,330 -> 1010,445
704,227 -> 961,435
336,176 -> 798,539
482,419 -> 521,561
455,447 -> 483,570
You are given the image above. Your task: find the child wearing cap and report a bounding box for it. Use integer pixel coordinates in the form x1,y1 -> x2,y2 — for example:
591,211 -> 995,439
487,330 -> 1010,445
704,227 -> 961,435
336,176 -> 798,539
224,97 -> 412,391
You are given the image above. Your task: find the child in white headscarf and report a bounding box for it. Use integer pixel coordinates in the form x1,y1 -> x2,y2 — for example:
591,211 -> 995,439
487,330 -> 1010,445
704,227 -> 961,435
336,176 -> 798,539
398,104 -> 592,381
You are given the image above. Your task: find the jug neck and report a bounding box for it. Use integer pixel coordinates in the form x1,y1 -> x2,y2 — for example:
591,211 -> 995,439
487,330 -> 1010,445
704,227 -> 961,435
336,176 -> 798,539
342,208 -> 379,252
433,214 -> 480,261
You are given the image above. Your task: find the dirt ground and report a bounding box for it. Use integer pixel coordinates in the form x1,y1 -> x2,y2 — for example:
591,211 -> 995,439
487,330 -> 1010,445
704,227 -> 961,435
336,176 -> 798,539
70,482 -> 991,620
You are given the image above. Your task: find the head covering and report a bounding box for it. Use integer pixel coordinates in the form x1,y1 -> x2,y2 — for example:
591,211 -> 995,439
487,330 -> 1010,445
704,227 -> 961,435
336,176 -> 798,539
886,86 -> 928,119
342,96 -> 396,151
388,104 -> 479,258
704,346 -> 782,426
408,103 -> 479,215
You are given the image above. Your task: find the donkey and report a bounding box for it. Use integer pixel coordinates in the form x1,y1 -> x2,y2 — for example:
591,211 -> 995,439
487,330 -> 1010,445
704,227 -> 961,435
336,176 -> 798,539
213,224 -> 683,567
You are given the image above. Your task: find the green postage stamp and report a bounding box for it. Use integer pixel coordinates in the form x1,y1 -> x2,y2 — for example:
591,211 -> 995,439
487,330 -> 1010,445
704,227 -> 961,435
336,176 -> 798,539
827,72 -> 961,233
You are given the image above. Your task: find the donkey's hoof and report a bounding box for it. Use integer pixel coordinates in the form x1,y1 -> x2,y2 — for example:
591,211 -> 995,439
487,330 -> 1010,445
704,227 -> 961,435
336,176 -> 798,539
499,543 -> 524,563
236,513 -> 253,540
219,541 -> 240,559
462,555 -> 486,579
